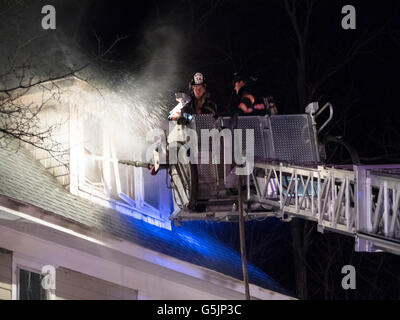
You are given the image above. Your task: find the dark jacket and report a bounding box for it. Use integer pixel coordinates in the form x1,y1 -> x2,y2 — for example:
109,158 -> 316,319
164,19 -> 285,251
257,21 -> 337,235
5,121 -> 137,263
183,92 -> 217,116
234,84 -> 267,116
170,92 -> 217,122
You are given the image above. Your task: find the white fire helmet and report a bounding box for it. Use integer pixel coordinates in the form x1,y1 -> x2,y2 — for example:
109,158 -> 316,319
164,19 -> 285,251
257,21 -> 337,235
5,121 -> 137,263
193,72 -> 204,85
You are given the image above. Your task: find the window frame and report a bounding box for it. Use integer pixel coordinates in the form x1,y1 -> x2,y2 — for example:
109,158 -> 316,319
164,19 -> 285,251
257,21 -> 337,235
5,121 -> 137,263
11,253 -> 56,300
69,105 -> 172,229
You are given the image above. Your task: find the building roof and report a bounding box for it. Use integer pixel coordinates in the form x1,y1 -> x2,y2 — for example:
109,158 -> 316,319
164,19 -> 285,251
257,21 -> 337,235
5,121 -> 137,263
0,142 -> 288,295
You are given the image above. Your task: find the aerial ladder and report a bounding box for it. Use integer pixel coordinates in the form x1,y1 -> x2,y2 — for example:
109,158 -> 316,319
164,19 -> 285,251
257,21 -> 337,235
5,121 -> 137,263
120,102 -> 400,256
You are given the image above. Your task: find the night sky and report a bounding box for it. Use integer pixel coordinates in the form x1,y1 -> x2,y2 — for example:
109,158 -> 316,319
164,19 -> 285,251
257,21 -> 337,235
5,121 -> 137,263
1,0 -> 400,299
69,0 -> 400,163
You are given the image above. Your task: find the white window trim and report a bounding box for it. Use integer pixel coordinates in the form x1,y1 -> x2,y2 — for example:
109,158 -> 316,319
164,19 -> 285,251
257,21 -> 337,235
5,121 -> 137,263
12,253 -> 57,300
69,103 -> 171,230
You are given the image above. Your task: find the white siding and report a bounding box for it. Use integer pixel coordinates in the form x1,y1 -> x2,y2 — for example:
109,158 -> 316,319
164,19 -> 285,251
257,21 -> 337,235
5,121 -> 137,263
56,267 -> 137,300
0,220 -> 292,300
0,249 -> 12,300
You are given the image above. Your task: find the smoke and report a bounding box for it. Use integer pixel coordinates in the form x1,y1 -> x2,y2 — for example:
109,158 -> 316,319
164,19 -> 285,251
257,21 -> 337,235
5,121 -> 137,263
79,23 -> 185,162
0,3 -> 193,188
0,1 -> 187,163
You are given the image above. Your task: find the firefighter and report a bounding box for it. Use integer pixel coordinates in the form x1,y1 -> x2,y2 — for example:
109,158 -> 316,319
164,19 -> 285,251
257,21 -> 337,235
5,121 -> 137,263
186,72 -> 217,116
170,72 -> 217,122
231,72 -> 267,116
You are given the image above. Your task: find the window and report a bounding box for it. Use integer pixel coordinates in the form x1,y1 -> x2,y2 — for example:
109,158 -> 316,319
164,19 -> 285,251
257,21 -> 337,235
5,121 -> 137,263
18,268 -> 50,300
12,254 -> 56,300
69,97 -> 173,229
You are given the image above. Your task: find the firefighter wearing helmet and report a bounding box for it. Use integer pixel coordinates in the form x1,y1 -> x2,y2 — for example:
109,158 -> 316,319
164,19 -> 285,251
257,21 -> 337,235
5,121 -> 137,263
188,72 -> 216,116
231,72 -> 268,116
170,72 -> 217,122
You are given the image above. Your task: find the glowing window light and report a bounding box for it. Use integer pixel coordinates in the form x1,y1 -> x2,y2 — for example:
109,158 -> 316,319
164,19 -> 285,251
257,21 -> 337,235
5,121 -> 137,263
67,85 -> 173,230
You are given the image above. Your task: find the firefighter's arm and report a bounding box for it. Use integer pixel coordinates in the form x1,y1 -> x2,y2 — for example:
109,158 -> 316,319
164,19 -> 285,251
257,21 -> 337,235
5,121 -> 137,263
169,93 -> 191,121
204,106 -> 216,116
238,94 -> 255,114
203,102 -> 216,116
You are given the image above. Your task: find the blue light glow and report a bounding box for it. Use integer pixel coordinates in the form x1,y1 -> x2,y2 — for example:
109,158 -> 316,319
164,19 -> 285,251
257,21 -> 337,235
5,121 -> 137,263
108,206 -> 287,294
112,195 -> 172,230
110,178 -> 286,293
